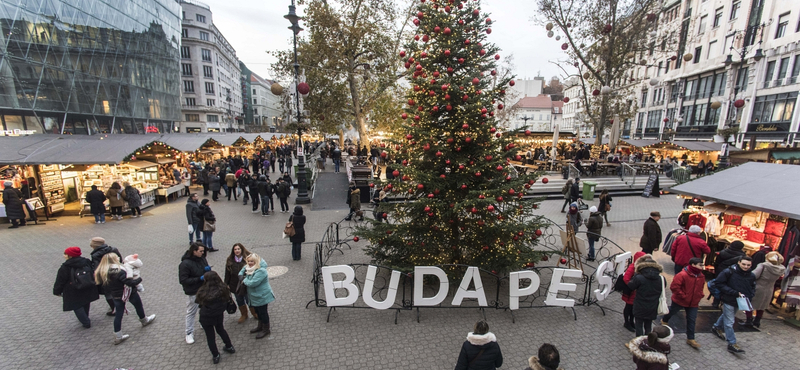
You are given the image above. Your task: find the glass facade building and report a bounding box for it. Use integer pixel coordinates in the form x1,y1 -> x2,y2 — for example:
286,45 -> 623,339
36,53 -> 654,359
0,0 -> 182,135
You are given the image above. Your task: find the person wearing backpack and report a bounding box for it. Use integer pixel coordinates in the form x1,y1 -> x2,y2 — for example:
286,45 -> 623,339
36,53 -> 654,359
53,247 -> 100,328
560,179 -> 573,213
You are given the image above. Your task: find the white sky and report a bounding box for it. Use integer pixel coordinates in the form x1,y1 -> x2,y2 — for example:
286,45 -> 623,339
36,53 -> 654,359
206,0 -> 563,82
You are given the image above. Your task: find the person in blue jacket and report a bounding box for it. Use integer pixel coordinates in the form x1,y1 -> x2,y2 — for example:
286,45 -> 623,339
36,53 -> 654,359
240,253 -> 275,339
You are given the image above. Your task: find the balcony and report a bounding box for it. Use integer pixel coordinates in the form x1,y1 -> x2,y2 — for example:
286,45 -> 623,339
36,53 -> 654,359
182,104 -> 225,113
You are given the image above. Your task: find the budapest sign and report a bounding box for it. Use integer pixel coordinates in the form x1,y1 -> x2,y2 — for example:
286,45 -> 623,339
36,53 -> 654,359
321,252 -> 631,310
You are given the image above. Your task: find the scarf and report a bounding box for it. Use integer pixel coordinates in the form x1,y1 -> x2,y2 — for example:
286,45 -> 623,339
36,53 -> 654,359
687,265 -> 702,275
569,208 -> 578,214
235,255 -> 243,263
245,262 -> 259,275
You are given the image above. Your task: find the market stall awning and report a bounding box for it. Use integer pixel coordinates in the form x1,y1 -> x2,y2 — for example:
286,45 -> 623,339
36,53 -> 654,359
619,139 -> 659,148
578,137 -> 609,145
159,134 -> 220,152
772,151 -> 800,160
0,135 -> 155,165
122,160 -> 159,169
670,162 -> 800,219
646,141 -> 742,152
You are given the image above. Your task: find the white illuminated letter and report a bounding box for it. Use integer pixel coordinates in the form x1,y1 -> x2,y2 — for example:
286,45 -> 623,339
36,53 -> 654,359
544,268 -> 582,307
321,265 -> 359,306
413,266 -> 449,306
362,265 -> 401,310
593,261 -> 613,301
451,267 -> 488,306
614,252 -> 632,277
508,270 -> 541,310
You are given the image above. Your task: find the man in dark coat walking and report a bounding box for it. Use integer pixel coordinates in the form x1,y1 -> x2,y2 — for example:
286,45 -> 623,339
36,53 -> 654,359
711,256 -> 755,354
53,246 -> 99,328
639,211 -> 662,254
186,193 -> 201,244
2,181 -> 26,228
569,178 -> 582,204
85,185 -> 107,224
179,242 -> 209,344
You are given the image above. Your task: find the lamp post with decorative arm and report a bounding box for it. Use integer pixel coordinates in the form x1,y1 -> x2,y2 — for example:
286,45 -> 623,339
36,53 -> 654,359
285,0 -> 310,204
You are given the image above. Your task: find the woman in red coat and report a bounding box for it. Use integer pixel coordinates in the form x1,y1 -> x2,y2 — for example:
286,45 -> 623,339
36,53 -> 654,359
622,251 -> 647,332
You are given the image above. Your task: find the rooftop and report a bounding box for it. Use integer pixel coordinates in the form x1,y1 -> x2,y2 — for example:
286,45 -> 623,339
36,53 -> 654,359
514,95 -> 553,109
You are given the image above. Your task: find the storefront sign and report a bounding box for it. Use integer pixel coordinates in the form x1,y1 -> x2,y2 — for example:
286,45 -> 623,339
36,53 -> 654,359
747,122 -> 789,133
321,255 -> 631,310
0,129 -> 37,136
676,125 -> 716,133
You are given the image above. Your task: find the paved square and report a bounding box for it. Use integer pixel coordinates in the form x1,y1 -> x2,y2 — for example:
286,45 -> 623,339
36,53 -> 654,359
2,178 -> 798,369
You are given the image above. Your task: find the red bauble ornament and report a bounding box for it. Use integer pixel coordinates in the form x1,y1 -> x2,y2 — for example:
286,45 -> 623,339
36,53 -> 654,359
297,82 -> 311,95
465,137 -> 472,143
447,67 -> 454,74
509,80 -> 515,86
496,196 -> 503,202
464,39 -> 470,45
733,99 -> 745,108
413,115 -> 420,121
477,220 -> 485,226
415,64 -> 423,71
428,90 -> 435,97
490,127 -> 497,133
481,107 -> 488,114
479,49 -> 486,56
392,170 -> 400,177
472,77 -> 480,85
487,28 -> 492,34
535,229 -> 543,236
416,183 -> 424,190
471,207 -> 478,214
473,9 -> 480,16
560,258 -> 567,264
434,26 -> 440,33
387,230 -> 393,235
386,184 -> 393,189
482,246 -> 489,250
563,97 -> 569,103
446,105 -> 452,111
380,152 -> 387,158
413,19 -> 419,26
427,193 -> 434,198
369,183 -> 375,188
542,178 -> 549,184
435,151 -> 443,157
399,51 -> 406,57
496,165 -> 503,171
494,54 -> 500,60
444,50 -> 451,57
444,27 -> 451,35
416,11 -> 424,19
498,104 -> 504,110
406,134 -> 413,140
592,89 -> 600,96
475,171 -> 481,177
487,205 -> 495,212
401,113 -> 408,120
462,94 -> 469,101
561,43 -> 569,50
542,255 -> 549,261
461,184 -> 467,189
462,123 -> 469,129
353,236 -> 359,242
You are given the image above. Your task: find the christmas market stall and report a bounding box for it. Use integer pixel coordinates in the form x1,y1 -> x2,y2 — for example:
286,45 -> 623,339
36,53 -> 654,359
641,140 -> 740,165
670,162 -> 800,324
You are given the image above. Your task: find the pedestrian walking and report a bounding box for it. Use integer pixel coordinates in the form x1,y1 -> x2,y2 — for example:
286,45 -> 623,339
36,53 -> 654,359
106,182 -> 125,220
639,212 -> 662,255
523,343 -> 562,370
585,206 -> 603,261
569,177 -> 581,203
626,325 -> 673,370
225,171 -> 237,201
454,320 -> 503,370
199,167 -> 209,196
710,255 -> 755,354
622,251 -> 648,332
186,193 -> 202,244
256,176 -> 271,216
123,182 -> 142,218
348,187 -> 363,221
560,179 -> 573,213
742,251 -> 784,328
598,189 -> 612,226
2,181 -> 26,228
89,237 -> 121,315
225,243 -> 253,323
238,171 -> 250,205
248,174 -> 260,213
277,179 -> 290,213
179,242 -> 210,344
627,254 -> 664,336
289,206 -> 306,261
209,171 -> 221,201
278,155 -> 286,173
85,185 -> 107,224
332,146 -> 342,173
182,169 -> 192,196
94,253 -> 156,345
669,225 -> 710,275
195,271 -> 236,364
714,241 -> 747,277
566,202 -> 582,232
240,253 -> 276,339
53,247 -> 99,328
199,199 -> 218,252
661,257 -> 705,349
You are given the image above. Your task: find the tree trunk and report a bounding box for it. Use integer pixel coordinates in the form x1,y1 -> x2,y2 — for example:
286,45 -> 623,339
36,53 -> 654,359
347,70 -> 370,144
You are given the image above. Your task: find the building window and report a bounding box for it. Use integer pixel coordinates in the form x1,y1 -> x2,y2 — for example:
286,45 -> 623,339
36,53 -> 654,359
203,66 -> 213,78
698,15 -> 707,34
708,40 -> 717,59
751,92 -> 797,123
207,115 -> 219,122
641,91 -> 648,107
693,47 -> 701,63
775,13 -> 789,39
201,49 -> 212,62
196,14 -> 206,23
712,71 -> 726,96
181,46 -> 191,59
200,31 -> 209,41
181,63 -> 192,76
207,99 -> 215,106
735,67 -> 748,92
713,8 -> 723,28
657,61 -> 663,76
730,1 -> 740,21
182,29 -> 188,38
205,82 -> 215,94
253,98 -> 257,104
790,57 -> 800,84
764,61 -> 776,88
185,98 -> 196,106
185,114 -> 200,122
253,89 -> 257,95
776,57 -> 790,86
684,80 -> 694,98
183,80 -> 194,93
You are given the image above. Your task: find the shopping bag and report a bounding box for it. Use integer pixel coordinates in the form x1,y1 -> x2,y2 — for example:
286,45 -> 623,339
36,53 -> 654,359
657,276 -> 669,315
736,294 -> 753,311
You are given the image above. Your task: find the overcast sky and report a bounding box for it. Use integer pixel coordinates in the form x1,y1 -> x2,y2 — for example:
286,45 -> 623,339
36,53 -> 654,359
206,0 -> 562,82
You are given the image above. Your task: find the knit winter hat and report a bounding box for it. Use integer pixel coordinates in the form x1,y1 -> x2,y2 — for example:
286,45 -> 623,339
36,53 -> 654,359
3,181 -> 11,187
729,241 -> 745,251
589,206 -> 598,213
688,225 -> 703,234
64,247 -> 82,258
90,237 -> 106,248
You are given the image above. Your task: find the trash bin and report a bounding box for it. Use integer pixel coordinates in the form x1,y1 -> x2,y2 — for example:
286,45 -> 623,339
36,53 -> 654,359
582,181 -> 597,200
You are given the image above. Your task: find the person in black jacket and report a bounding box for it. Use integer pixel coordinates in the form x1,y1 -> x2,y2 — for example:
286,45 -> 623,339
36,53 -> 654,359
288,206 -> 306,260
186,194 -> 202,245
94,253 -> 155,345
248,175 -> 260,213
89,237 -> 121,316
276,179 -> 290,213
53,247 -> 99,328
714,241 -> 746,278
454,320 -> 503,370
569,178 -> 581,203
179,242 -> 210,344
85,185 -> 107,224
195,271 -> 236,364
711,256 -> 755,354
639,212 -> 662,254
256,176 -> 270,216
627,255 -> 664,336
199,199 -> 218,252
2,181 -> 26,228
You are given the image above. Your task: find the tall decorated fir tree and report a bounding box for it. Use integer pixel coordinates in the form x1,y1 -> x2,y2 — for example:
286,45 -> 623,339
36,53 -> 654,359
357,0 -> 552,274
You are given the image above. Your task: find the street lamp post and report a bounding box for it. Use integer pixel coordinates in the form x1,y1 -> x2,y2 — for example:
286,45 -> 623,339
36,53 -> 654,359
285,0 -> 310,204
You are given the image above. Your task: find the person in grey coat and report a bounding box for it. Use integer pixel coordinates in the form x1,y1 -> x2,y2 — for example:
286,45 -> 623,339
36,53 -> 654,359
208,171 -> 221,201
2,181 -> 26,228
186,194 -> 201,244
123,182 -> 142,218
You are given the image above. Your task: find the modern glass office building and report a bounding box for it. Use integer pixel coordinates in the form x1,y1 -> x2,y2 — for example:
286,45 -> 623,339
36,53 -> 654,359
0,0 -> 182,135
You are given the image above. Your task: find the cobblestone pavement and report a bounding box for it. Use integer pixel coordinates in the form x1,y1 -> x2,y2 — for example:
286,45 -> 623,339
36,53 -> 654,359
1,180 -> 798,370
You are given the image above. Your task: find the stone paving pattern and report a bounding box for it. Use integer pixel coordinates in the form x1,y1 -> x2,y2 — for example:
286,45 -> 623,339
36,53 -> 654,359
1,173 -> 798,369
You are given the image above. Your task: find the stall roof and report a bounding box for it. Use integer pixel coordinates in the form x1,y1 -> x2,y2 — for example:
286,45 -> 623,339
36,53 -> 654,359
619,139 -> 659,148
0,135 -> 154,165
122,160 -> 158,169
579,137 -> 609,145
159,135 -> 219,152
670,162 -> 800,219
646,140 -> 741,152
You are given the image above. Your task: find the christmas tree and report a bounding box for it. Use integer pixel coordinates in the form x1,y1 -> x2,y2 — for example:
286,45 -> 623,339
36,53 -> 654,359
357,0 -> 551,274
